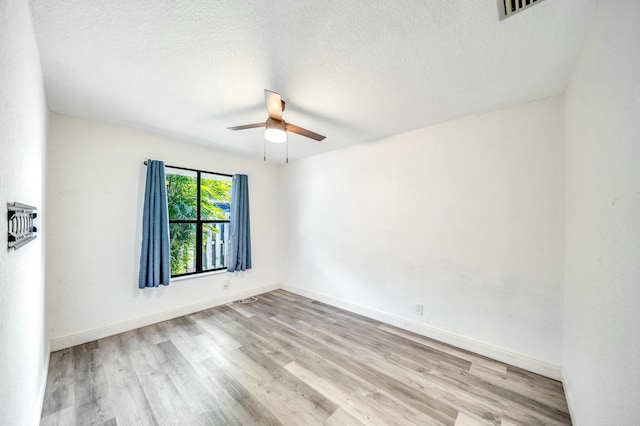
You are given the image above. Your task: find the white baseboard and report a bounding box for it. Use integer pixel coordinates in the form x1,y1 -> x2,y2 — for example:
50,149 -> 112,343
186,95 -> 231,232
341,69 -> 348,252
48,282 -> 562,381
281,283 -> 562,381
562,368 -> 578,424
33,339 -> 50,426
49,283 -> 279,351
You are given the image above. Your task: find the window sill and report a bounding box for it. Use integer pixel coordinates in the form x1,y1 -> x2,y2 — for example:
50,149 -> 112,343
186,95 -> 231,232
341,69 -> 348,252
171,269 -> 228,282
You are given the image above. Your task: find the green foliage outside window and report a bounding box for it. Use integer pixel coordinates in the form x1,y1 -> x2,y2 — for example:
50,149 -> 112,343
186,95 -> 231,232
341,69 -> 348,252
166,172 -> 231,276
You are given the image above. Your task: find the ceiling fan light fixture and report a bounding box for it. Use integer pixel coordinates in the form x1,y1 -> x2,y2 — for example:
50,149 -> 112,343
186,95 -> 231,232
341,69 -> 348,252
265,118 -> 287,143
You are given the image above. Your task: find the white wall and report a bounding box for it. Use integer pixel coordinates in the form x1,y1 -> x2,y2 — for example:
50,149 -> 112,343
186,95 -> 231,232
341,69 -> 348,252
0,1 -> 49,425
563,0 -> 640,424
281,96 -> 564,377
46,113 -> 280,348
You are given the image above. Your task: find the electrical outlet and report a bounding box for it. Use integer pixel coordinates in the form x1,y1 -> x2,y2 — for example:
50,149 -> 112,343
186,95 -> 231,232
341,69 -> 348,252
415,304 -> 424,316
223,280 -> 229,289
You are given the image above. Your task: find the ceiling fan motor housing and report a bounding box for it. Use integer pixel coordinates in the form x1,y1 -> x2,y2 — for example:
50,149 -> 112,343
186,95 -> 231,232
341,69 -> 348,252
265,117 -> 287,143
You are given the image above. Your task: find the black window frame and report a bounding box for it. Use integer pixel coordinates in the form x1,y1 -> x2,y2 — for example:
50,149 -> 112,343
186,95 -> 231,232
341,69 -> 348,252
165,164 -> 232,278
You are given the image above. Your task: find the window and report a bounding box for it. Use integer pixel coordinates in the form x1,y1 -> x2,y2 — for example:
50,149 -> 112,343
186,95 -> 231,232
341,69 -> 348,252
166,166 -> 232,277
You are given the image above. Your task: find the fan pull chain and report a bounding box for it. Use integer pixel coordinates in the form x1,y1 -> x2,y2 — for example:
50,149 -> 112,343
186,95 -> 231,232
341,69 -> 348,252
286,137 -> 289,163
263,138 -> 266,162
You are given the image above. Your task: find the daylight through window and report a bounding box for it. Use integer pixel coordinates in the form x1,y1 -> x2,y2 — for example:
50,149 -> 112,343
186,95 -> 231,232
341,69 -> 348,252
166,166 -> 232,277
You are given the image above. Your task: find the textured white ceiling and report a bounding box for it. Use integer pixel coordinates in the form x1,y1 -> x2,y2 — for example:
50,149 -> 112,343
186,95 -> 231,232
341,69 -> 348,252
29,0 -> 597,163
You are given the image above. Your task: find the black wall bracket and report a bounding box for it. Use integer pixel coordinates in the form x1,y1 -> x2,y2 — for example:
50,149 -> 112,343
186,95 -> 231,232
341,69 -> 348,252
7,202 -> 38,250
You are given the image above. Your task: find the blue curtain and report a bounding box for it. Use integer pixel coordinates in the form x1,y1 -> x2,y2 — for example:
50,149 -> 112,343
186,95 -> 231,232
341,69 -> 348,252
228,174 -> 252,272
138,160 -> 171,288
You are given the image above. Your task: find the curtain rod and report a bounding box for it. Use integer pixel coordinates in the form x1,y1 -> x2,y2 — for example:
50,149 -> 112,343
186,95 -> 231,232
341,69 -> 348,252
144,160 -> 233,178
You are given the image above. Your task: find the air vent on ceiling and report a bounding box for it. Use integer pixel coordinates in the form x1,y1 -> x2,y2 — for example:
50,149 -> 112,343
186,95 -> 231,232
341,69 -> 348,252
498,0 -> 546,21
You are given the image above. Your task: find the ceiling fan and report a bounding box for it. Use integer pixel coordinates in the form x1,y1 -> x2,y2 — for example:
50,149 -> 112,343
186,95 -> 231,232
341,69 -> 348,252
228,90 -> 326,147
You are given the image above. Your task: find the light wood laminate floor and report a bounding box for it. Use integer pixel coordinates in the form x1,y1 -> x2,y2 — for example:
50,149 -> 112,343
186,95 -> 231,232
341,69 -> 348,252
41,290 -> 571,425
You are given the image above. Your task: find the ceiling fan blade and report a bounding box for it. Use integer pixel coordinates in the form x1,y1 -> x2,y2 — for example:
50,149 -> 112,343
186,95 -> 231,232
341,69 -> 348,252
286,123 -> 326,141
227,122 -> 265,131
265,90 -> 283,121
